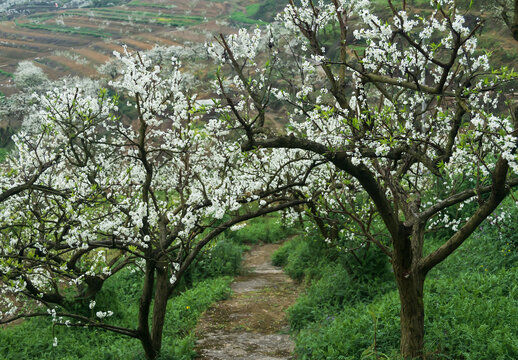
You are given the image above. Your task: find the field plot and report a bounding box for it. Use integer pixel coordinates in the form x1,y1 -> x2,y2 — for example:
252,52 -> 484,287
0,0 -> 280,94
72,48 -> 111,64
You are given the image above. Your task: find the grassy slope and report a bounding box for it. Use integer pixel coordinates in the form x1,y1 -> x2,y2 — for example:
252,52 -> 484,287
274,198 -> 518,359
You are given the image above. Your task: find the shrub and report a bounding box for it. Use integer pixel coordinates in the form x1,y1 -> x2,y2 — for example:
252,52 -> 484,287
288,262 -> 395,332
271,236 -> 301,267
226,215 -> 293,244
187,237 -> 246,283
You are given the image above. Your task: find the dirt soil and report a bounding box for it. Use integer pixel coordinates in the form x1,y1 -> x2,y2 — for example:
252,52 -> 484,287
195,242 -> 301,360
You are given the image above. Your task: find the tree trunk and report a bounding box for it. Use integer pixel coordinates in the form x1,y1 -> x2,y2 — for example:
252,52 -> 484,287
138,259 -> 157,360
392,223 -> 426,359
395,272 -> 425,359
513,0 -> 518,41
140,336 -> 157,360
151,262 -> 170,354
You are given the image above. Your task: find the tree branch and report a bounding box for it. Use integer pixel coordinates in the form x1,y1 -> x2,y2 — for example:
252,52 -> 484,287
419,158 -> 512,274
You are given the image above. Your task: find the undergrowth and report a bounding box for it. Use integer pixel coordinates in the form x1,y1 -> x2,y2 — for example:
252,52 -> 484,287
276,199 -> 518,359
225,213 -> 294,245
0,276 -> 232,360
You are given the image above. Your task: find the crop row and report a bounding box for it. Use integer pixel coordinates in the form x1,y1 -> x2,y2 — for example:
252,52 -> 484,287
63,9 -> 203,26
15,20 -> 112,38
126,1 -> 176,9
90,7 -> 203,21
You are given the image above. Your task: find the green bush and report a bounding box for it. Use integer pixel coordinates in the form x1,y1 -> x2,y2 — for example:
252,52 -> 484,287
289,208 -> 518,360
283,237 -> 327,281
0,273 -> 233,359
294,290 -> 400,360
186,237 -> 246,283
273,233 -> 391,283
288,262 -> 394,332
271,236 -> 300,267
0,148 -> 8,163
293,266 -> 518,360
225,215 -> 293,244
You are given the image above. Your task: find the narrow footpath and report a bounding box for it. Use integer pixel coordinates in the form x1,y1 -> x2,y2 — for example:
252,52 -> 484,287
195,242 -> 301,360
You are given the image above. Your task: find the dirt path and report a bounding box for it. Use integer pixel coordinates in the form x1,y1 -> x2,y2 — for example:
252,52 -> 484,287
195,242 -> 300,360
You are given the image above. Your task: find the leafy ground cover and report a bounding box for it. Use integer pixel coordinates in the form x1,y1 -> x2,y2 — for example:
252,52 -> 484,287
274,198 -> 518,359
0,275 -> 233,360
225,213 -> 295,245
0,148 -> 7,162
0,236 -> 244,359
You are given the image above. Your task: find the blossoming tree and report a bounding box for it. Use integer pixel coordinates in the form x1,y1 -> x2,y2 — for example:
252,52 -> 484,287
210,0 -> 518,357
0,50 -> 316,359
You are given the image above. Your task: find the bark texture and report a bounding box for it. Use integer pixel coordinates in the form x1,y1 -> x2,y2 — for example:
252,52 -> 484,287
396,273 -> 425,359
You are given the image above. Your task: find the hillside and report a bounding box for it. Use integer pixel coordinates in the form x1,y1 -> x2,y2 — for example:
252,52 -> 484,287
0,0 -> 287,96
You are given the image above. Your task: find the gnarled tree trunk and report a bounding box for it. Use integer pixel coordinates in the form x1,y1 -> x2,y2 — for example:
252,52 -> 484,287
138,259 -> 157,360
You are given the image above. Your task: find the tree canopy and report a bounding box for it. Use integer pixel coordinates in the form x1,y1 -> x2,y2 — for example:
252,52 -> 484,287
0,49 -> 313,359
211,0 -> 518,357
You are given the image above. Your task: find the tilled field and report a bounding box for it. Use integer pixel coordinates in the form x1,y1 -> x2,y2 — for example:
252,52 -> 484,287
0,0 -> 260,93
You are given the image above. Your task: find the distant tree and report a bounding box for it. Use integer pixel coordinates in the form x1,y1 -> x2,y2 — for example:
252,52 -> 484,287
0,76 -> 101,147
0,60 -> 46,146
211,0 -> 518,358
13,60 -> 48,89
0,50 -> 313,359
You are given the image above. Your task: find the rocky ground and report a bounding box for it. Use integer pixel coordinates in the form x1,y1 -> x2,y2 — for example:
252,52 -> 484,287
195,242 -> 301,360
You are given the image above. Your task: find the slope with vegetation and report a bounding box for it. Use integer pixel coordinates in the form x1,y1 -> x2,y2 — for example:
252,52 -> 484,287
273,196 -> 518,359
0,215 -> 291,359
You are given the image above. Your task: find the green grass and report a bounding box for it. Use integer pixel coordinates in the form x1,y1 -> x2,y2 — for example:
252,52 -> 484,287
229,2 -> 270,25
0,69 -> 14,78
224,213 -> 295,244
280,199 -> 518,359
293,265 -> 518,360
0,275 -> 232,359
0,230 -> 253,359
15,20 -> 112,38
0,148 -> 8,162
182,237 -> 247,287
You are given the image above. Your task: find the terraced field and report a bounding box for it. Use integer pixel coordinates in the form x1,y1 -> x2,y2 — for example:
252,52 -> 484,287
0,0 -> 285,95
